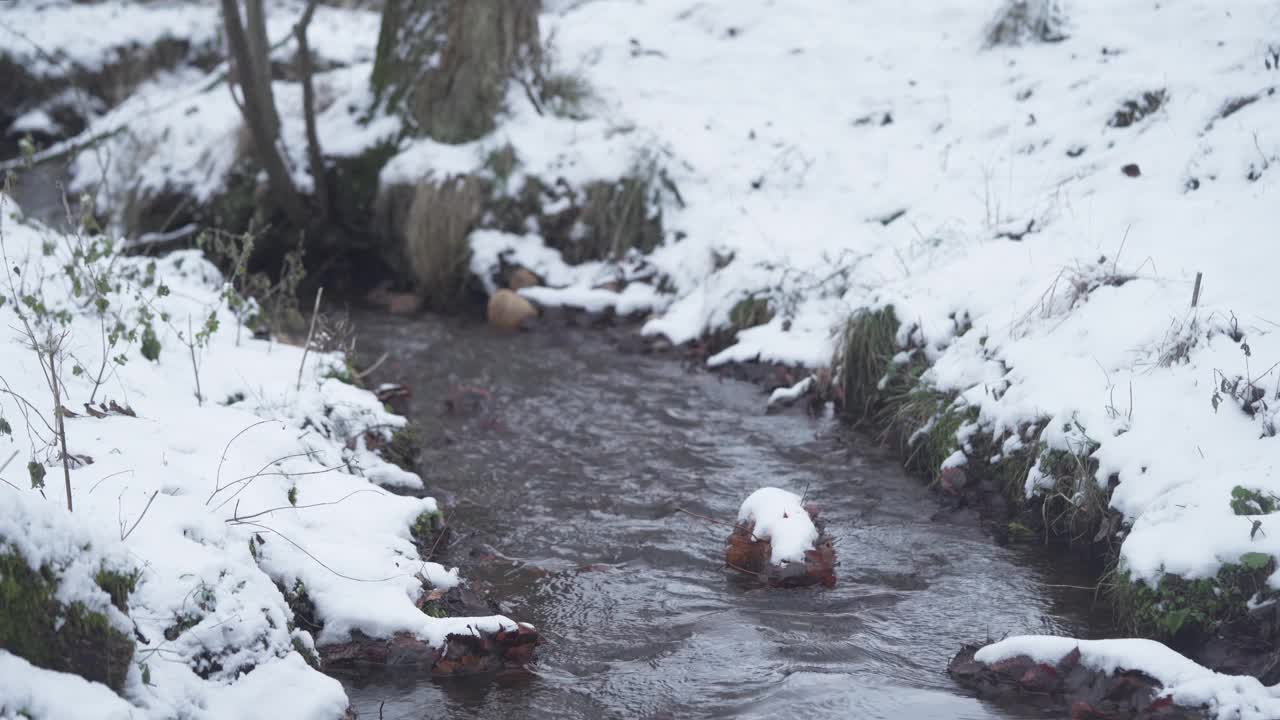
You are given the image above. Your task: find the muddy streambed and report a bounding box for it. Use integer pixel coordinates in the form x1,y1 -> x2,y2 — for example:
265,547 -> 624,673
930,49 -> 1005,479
337,310 -> 1109,720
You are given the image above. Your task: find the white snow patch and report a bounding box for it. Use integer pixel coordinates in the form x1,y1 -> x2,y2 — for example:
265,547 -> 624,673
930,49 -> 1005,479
0,652 -> 136,720
767,376 -> 814,408
737,487 -> 818,565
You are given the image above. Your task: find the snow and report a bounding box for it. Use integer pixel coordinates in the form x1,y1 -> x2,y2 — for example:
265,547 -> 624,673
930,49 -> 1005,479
0,1 -> 219,77
0,652 -> 137,720
0,194 -> 515,716
9,0 -> 1280,709
976,636 -> 1280,720
737,487 -> 818,565
8,109 -> 61,137
497,0 -> 1280,602
44,0 -> 1280,612
766,376 -> 813,409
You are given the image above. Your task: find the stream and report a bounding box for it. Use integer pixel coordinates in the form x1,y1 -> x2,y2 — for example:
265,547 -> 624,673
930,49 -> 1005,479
342,310 -> 1108,720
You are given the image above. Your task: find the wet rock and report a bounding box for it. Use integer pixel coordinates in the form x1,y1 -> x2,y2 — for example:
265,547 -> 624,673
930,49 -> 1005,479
487,289 -> 537,330
506,266 -> 540,290
367,286 -> 424,315
724,508 -> 836,588
444,385 -> 491,417
320,623 -> 539,677
948,644 -> 1208,719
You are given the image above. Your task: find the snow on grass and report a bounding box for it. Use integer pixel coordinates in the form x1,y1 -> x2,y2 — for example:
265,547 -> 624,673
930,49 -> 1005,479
0,652 -> 137,720
0,194 -> 513,716
737,487 -> 818,565
976,636 -> 1280,720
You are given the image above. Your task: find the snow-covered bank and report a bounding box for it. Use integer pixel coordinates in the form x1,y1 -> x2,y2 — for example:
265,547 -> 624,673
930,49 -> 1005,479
0,192 -> 527,717
509,0 -> 1280,644
951,635 -> 1280,720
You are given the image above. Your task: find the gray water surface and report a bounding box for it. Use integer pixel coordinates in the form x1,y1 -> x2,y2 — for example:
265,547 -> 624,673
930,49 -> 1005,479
343,311 -> 1104,720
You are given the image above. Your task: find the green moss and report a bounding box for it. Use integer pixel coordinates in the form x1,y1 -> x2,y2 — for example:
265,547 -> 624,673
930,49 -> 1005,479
729,296 -> 774,332
420,601 -> 448,619
1111,559 -> 1277,646
281,579 -> 322,636
0,549 -> 135,691
382,424 -> 422,473
93,567 -> 140,613
411,509 -> 445,545
291,634 -> 321,671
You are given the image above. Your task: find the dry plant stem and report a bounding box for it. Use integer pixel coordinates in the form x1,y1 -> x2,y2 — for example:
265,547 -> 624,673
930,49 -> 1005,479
225,488 -> 383,524
354,352 -> 390,381
235,520 -> 420,583
121,490 -> 159,540
296,286 -> 324,392
676,506 -> 762,542
208,419 -> 276,504
188,316 -> 204,405
425,508 -> 455,561
49,348 -> 72,512
0,450 -> 19,491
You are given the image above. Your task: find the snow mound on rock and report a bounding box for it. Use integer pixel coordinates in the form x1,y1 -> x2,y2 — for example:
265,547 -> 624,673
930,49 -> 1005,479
737,487 -> 818,565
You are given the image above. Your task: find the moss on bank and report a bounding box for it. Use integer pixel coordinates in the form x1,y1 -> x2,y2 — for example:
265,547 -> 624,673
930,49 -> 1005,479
830,304 -> 1269,667
1110,558 -> 1278,649
410,508 -> 448,559
0,548 -> 137,692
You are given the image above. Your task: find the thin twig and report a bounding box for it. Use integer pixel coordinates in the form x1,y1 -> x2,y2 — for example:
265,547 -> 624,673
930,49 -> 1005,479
353,352 -> 390,380
49,346 -> 73,512
234,521 -> 419,583
424,509 -> 455,561
296,286 -> 324,392
121,490 -> 159,541
225,489 -> 383,525
676,506 -> 737,529
208,419 -> 277,504
676,506 -> 762,542
89,468 -> 134,495
0,450 -> 19,491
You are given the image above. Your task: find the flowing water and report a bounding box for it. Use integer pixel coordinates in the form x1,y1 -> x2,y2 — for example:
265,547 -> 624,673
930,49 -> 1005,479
341,311 -> 1107,720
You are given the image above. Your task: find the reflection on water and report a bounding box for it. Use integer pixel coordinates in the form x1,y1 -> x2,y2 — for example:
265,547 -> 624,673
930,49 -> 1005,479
344,311 -> 1105,720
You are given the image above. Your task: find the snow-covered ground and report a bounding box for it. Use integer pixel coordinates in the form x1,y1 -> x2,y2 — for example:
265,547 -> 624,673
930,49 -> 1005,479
0,187 -> 520,717
7,0 -> 1280,714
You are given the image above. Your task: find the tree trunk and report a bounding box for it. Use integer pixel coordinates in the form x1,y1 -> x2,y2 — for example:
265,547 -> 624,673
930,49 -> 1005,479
295,0 -> 329,221
220,0 -> 309,228
244,0 -> 281,138
371,0 -> 542,144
